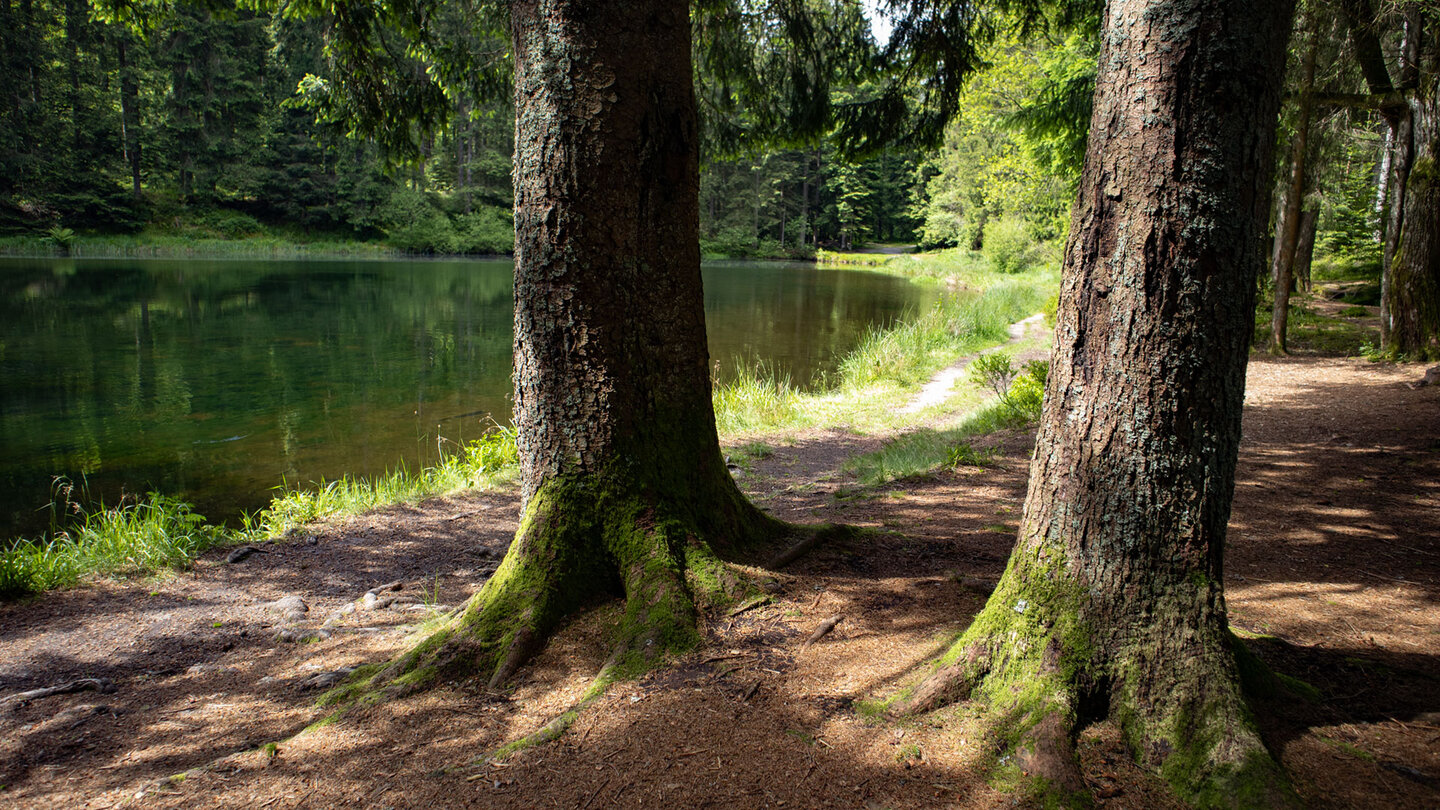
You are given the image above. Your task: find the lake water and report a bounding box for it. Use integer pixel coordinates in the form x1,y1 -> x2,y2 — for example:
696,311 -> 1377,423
0,257 -> 930,537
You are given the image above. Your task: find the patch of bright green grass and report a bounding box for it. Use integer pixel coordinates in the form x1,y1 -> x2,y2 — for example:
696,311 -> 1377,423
1255,296 -> 1377,356
713,259 -> 1057,436
0,427 -> 519,599
845,400 -> 1036,487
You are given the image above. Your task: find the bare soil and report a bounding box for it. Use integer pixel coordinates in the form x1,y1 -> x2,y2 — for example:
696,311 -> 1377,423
1,355 -> 1437,809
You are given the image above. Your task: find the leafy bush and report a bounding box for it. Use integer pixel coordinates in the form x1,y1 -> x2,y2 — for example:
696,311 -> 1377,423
198,210 -> 262,238
970,352 -> 1048,423
1339,305 -> 1370,318
1006,360 -> 1049,422
382,189 -> 460,254
981,216 -> 1041,274
455,208 -> 514,254
701,227 -> 759,258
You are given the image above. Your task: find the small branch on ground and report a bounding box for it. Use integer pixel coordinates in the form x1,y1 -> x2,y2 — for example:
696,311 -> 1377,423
3,677 -> 115,707
800,616 -> 844,650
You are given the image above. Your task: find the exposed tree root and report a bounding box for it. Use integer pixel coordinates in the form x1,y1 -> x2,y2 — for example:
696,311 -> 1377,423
326,473 -> 794,711
890,569 -> 1300,809
765,523 -> 859,569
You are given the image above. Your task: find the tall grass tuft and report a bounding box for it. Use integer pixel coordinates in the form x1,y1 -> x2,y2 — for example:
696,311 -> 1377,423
1,426 -> 521,599
713,362 -> 803,436
240,425 -> 519,540
0,495 -> 219,598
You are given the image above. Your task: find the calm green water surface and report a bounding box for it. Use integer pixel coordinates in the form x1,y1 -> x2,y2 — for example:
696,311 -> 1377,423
0,257 -> 930,537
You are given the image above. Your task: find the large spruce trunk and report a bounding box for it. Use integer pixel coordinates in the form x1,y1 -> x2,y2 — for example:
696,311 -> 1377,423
895,1 -> 1298,805
355,0 -> 782,699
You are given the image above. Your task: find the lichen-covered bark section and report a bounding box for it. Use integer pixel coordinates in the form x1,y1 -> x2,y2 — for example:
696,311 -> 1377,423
903,1 -> 1299,806
510,0 -> 726,506
1387,77 -> 1440,357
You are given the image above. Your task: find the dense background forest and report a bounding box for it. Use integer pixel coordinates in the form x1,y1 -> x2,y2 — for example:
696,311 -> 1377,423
0,0 -> 1406,283
0,1 -> 1135,258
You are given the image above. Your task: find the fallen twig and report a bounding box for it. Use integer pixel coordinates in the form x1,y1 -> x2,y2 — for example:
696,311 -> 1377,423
579,777 -> 611,810
3,677 -> 115,706
799,616 -> 844,650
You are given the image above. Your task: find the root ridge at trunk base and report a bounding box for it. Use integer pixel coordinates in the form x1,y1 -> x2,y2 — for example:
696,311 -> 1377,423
890,600 -> 1300,809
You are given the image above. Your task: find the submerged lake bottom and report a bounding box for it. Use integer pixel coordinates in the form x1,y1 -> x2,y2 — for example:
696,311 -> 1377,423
0,256 -> 932,539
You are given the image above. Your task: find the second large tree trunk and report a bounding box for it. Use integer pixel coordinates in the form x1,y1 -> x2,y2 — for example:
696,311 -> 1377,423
895,1 -> 1298,806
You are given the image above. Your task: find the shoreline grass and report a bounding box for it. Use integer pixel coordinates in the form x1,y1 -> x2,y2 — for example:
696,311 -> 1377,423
1,250 -> 1059,599
0,233 -> 405,260
0,427 -> 518,599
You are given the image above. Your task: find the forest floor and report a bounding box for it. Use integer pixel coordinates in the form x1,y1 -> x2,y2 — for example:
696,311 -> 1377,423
1,348 -> 1438,808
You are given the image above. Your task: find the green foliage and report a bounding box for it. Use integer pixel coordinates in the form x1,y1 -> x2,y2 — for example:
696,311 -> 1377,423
982,216 -> 1043,273
0,494 -> 220,597
382,189 -> 459,254
945,441 -> 996,468
196,210 -> 261,239
915,33 -> 1088,251
713,362 -> 802,435
1338,305 -> 1370,318
45,227 -> 76,255
455,208 -> 513,254
970,352 -> 1047,421
1,427 -> 520,599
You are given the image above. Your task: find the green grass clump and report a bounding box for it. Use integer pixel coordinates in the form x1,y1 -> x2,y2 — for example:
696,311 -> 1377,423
839,280 -> 1050,389
846,395 -> 1041,487
0,495 -> 219,598
713,362 -> 803,436
242,426 -> 519,539
1,428 -> 520,599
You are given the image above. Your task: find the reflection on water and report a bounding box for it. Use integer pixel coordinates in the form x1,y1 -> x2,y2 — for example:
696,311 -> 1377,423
0,257 -> 930,536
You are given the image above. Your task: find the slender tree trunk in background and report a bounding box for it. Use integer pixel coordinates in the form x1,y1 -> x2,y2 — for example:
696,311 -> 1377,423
1271,21 -> 1318,355
752,162 -> 761,248
800,161 -> 809,248
356,0 -> 784,696
778,186 -> 786,247
117,36 -> 142,198
894,0 -> 1299,805
1296,207 -> 1318,293
1381,98 -> 1413,347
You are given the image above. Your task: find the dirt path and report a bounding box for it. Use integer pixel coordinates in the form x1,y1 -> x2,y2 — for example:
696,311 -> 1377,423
902,313 -> 1048,413
1,356 -> 1437,809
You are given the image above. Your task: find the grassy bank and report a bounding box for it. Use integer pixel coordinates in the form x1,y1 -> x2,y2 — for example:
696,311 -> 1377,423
716,250 -> 1057,436
1,249 -> 1059,598
0,231 -> 403,260
0,428 -> 518,598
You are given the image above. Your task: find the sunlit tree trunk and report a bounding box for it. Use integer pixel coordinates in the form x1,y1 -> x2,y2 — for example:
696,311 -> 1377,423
895,1 -> 1299,805
1271,20 -> 1319,355
353,0 -> 784,697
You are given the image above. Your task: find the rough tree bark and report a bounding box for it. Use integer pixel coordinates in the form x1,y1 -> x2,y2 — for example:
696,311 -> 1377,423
1342,1 -> 1439,355
892,1 -> 1299,806
1386,10 -> 1439,356
356,0 -> 785,698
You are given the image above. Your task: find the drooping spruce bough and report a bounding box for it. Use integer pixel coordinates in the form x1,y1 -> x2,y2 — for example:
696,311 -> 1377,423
347,0 -> 791,700
891,1 -> 1302,807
